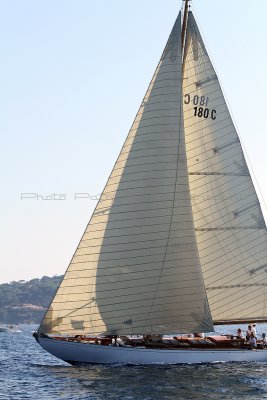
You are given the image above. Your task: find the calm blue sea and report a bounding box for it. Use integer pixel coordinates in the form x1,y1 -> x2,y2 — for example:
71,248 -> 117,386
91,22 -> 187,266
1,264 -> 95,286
1,324 -> 267,400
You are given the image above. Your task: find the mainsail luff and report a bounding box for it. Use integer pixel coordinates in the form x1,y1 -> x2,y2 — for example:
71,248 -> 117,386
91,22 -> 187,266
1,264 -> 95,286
39,12 -> 213,336
183,11 -> 267,323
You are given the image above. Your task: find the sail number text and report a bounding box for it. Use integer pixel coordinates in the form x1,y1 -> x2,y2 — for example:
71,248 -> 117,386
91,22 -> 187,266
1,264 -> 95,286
184,94 -> 216,120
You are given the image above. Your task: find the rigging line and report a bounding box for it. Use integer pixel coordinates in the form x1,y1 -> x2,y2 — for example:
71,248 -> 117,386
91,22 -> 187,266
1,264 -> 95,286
208,283 -> 267,291
194,210 -> 262,232
208,284 -> 261,308
197,226 -> 266,247
188,159 -> 250,187
209,275 -> 267,303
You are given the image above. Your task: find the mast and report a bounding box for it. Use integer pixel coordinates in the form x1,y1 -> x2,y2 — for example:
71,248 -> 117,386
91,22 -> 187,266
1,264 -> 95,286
181,0 -> 190,51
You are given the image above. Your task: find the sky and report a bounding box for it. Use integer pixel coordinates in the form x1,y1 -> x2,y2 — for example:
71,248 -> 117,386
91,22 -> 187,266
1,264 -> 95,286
1,0 -> 267,284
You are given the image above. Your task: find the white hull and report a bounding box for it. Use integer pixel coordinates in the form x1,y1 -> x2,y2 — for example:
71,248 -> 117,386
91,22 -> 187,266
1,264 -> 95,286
0,326 -> 20,333
38,337 -> 267,365
0,327 -> 10,332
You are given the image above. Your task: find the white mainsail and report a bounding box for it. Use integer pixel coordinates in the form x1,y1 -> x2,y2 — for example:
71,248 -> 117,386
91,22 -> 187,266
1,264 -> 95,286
183,11 -> 267,323
39,12 -> 213,336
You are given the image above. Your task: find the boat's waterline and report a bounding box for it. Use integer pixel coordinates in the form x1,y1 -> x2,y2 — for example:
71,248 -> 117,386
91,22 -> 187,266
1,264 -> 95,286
38,337 -> 267,365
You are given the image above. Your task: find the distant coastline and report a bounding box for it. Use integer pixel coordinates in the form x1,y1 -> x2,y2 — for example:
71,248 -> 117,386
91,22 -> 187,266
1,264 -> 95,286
0,275 -> 63,324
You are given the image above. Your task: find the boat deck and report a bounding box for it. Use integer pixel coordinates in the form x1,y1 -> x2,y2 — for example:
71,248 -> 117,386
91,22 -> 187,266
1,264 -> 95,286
49,335 -> 267,351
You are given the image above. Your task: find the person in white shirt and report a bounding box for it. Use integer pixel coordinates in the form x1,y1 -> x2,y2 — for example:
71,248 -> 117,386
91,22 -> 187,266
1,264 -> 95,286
251,323 -> 257,339
194,333 -> 205,338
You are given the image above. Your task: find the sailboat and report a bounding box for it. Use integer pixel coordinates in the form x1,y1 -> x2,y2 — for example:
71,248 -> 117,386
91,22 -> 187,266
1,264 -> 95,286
34,1 -> 267,364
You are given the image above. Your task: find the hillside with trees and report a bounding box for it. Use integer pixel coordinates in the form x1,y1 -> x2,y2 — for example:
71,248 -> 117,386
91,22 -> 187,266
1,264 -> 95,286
0,275 -> 63,324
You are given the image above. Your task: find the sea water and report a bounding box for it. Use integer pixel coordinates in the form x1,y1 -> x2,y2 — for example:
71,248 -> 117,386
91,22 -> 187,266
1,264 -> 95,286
1,325 -> 267,400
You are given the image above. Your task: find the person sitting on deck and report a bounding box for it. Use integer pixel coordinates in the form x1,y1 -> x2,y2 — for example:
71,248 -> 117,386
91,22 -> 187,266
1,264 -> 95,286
194,333 -> 205,338
262,333 -> 267,346
236,328 -> 243,339
246,325 -> 252,341
74,335 -> 82,342
248,332 -> 257,350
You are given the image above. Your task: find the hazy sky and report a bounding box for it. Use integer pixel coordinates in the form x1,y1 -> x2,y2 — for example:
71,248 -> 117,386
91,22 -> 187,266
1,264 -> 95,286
1,0 -> 267,283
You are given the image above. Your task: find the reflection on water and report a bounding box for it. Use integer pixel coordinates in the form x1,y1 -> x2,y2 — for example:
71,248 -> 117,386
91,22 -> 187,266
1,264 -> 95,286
1,325 -> 267,400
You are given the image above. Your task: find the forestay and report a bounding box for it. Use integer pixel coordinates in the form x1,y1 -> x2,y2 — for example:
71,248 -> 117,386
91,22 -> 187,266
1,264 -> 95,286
183,11 -> 267,323
39,12 -> 213,336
